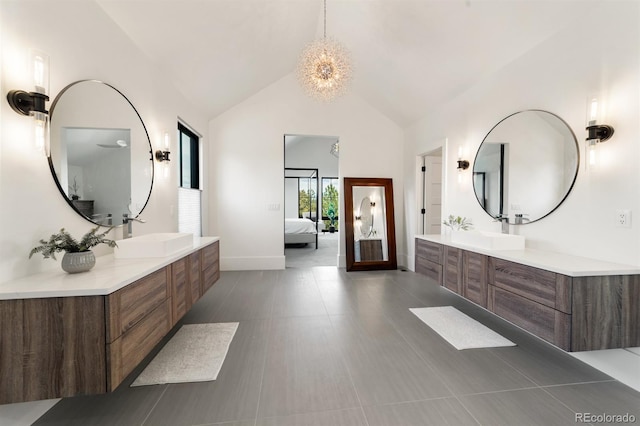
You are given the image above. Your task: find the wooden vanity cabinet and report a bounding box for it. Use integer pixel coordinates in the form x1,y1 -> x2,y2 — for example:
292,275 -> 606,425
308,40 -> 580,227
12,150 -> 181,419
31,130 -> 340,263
201,241 -> 220,293
463,251 -> 488,307
171,257 -> 189,325
0,297 -> 106,404
414,238 -> 640,352
443,247 -> 462,294
0,241 -> 220,404
188,251 -> 202,305
415,239 -> 442,283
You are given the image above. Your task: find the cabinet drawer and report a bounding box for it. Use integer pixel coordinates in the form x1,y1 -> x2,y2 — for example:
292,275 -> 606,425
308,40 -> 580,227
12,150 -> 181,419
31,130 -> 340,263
171,258 -> 189,325
488,286 -> 570,350
188,251 -> 201,305
416,239 -> 443,265
202,260 -> 220,293
444,247 -> 462,294
415,257 -> 442,284
107,267 -> 170,342
107,299 -> 171,391
464,251 -> 488,307
201,241 -> 219,269
490,258 -> 561,310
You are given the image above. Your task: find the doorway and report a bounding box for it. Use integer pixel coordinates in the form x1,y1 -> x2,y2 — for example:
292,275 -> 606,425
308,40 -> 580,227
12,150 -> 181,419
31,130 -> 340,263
284,134 -> 340,268
418,148 -> 443,235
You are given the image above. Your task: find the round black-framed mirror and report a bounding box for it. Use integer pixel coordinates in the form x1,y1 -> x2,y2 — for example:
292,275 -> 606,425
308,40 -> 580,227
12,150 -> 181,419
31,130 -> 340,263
472,110 -> 579,224
49,80 -> 154,226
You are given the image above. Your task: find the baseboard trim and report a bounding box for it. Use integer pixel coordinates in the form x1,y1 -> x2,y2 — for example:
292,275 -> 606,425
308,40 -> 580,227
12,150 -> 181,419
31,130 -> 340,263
221,256 -> 285,271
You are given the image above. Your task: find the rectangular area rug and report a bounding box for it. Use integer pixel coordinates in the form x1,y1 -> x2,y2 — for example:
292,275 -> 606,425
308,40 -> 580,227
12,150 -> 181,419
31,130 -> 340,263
131,322 -> 239,386
409,306 -> 515,350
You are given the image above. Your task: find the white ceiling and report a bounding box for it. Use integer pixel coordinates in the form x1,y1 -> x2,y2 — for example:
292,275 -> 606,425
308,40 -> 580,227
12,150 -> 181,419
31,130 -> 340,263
96,0 -> 596,126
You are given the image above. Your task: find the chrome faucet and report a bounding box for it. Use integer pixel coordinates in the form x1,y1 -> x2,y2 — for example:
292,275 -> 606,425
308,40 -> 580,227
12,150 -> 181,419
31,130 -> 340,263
514,214 -> 530,225
495,214 -> 510,234
122,214 -> 146,239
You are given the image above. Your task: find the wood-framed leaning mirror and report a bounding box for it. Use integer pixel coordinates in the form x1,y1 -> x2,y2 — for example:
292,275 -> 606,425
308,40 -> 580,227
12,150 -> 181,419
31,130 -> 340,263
344,177 -> 397,271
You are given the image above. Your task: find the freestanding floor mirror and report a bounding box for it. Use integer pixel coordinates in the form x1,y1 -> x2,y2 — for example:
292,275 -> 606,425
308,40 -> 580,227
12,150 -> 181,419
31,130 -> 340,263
344,177 -> 397,271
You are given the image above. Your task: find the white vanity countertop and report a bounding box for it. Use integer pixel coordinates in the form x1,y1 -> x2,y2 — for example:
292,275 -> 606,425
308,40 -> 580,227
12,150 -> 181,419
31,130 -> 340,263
416,234 -> 640,277
0,237 -> 219,300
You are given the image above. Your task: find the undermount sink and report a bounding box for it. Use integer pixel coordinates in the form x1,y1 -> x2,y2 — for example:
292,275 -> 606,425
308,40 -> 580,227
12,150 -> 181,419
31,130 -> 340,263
114,233 -> 194,259
450,230 -> 525,251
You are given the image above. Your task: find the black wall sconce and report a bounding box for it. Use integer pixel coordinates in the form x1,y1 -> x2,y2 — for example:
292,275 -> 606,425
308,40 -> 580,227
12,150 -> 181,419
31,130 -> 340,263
586,123 -> 614,143
155,132 -> 171,162
457,159 -> 469,170
585,97 -> 614,169
7,89 -> 49,116
6,50 -> 50,153
155,149 -> 170,162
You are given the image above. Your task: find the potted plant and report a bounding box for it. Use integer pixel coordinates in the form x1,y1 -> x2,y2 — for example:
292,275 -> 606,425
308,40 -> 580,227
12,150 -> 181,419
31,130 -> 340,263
442,215 -> 473,231
29,226 -> 117,273
69,176 -> 80,200
327,203 -> 337,233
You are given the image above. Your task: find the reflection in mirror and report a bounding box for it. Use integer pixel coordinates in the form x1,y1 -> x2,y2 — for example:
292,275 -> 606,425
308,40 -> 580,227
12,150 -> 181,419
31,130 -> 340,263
49,80 -> 153,226
344,178 -> 396,271
473,110 -> 578,224
358,196 -> 374,238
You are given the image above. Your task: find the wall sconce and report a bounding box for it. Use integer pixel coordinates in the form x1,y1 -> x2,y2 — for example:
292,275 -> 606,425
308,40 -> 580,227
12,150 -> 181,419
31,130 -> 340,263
155,132 -> 171,162
456,146 -> 469,171
456,159 -> 470,171
155,132 -> 171,178
6,50 -> 50,153
585,97 -> 614,169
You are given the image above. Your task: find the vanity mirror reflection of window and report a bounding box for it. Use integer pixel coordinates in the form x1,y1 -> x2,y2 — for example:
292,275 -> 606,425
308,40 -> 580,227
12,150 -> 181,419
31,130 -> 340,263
48,80 -> 153,226
472,110 -> 579,224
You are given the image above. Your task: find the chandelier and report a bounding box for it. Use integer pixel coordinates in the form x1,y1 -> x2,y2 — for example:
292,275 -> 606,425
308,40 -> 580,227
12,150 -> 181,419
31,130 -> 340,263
297,0 -> 352,102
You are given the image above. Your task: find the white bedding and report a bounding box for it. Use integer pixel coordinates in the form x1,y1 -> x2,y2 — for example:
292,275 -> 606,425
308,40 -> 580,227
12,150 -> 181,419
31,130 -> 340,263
285,218 -> 317,234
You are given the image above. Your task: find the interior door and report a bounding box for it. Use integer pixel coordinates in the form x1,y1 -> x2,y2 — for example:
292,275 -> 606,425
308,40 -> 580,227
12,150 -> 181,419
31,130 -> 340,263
422,154 -> 442,234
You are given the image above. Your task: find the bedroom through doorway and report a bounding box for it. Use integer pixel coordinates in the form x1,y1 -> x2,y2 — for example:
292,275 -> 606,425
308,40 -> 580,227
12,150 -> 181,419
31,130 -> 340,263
284,134 -> 339,268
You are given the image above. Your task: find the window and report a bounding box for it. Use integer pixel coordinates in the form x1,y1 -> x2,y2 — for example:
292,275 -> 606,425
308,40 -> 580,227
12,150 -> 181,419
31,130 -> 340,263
178,122 -> 201,236
179,123 -> 199,189
298,177 -> 317,219
321,177 -> 339,230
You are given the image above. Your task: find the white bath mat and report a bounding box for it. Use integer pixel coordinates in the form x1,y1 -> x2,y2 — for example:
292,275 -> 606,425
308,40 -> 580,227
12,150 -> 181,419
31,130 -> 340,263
131,322 -> 239,386
409,306 -> 515,350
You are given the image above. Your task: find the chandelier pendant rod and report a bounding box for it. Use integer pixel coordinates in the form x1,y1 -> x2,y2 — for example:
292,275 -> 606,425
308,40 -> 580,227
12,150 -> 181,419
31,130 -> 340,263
323,0 -> 327,40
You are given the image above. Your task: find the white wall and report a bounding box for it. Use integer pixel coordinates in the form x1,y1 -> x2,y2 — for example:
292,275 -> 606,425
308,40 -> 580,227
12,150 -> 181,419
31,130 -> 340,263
404,2 -> 640,269
209,74 -> 404,270
0,1 -> 209,282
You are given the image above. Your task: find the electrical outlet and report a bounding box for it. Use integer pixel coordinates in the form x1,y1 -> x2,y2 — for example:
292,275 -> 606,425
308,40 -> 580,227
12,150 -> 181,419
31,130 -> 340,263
616,209 -> 631,228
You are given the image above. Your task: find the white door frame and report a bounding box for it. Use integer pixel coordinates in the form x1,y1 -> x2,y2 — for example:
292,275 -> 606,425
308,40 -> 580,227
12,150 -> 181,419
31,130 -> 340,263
415,140 -> 446,236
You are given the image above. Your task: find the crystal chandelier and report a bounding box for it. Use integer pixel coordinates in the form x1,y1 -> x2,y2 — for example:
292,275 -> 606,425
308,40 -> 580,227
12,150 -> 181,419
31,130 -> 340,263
297,0 -> 352,102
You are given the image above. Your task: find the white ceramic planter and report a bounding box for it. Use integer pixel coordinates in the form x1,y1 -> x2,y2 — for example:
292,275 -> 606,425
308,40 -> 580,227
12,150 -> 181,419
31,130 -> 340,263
61,251 -> 96,273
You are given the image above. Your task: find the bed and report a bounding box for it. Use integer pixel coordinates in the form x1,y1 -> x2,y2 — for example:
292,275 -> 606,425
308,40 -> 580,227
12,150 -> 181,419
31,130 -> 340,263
285,218 -> 318,249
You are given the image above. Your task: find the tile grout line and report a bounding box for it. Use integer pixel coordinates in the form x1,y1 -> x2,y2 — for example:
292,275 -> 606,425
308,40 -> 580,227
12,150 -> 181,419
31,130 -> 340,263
379,306 -> 482,425
142,271 -> 244,426
140,385 -> 170,426
312,269 -> 372,426
251,270 -> 278,425
251,315 -> 273,426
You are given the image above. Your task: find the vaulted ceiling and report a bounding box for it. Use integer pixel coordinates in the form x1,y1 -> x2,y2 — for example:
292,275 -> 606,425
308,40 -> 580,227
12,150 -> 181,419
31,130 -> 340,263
96,0 -> 596,126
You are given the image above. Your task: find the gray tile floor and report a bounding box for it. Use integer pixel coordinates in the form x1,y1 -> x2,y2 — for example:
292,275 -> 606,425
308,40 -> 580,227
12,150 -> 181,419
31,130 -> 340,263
34,268 -> 640,426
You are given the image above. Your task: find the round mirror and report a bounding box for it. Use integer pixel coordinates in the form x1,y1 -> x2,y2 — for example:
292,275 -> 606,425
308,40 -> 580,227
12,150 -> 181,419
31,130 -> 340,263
49,80 -> 153,226
473,110 -> 579,224
359,196 -> 374,238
